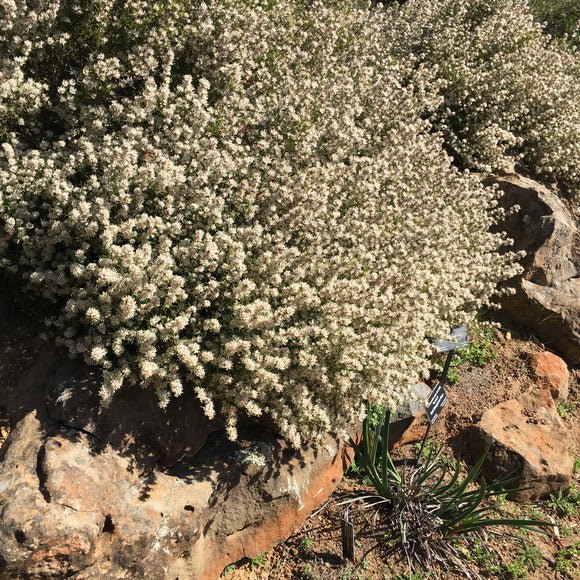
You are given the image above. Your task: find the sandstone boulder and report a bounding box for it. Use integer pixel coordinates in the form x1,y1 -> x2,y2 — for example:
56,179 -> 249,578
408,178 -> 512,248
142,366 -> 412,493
0,406 -> 352,580
529,351 -> 570,402
490,171 -> 580,365
388,382 -> 432,450
0,413 -> 102,578
469,395 -> 573,502
0,296 -> 353,580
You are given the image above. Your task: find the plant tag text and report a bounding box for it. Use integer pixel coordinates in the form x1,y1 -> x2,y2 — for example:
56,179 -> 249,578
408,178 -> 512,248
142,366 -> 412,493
426,381 -> 447,424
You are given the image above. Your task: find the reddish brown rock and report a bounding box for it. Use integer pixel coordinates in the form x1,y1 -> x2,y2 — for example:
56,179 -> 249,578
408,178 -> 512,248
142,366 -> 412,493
519,385 -> 564,427
0,359 -> 353,580
469,398 -> 573,502
388,382 -> 432,450
389,411 -> 431,450
530,351 -> 570,402
183,437 -> 353,580
0,413 -> 100,578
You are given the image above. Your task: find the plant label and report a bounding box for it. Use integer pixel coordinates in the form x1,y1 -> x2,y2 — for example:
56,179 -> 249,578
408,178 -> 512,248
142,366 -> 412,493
426,380 -> 447,424
341,510 -> 355,561
435,325 -> 468,353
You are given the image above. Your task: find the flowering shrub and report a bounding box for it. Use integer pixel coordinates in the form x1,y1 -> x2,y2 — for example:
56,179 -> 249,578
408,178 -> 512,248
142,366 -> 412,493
385,0 -> 580,196
530,0 -> 580,49
0,0 -> 519,445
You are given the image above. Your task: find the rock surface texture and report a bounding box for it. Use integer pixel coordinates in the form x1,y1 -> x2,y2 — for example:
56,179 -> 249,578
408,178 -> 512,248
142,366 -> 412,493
490,171 -> 580,365
388,382 -> 432,450
0,298 -> 352,580
530,351 -> 570,402
469,372 -> 574,501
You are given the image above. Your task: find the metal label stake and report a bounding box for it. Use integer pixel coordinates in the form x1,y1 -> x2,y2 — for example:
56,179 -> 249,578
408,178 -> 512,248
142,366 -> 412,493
416,326 -> 468,465
341,508 -> 355,561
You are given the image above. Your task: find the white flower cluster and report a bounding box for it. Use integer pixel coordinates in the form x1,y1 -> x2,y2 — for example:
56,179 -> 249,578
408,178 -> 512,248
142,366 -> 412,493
0,0 -> 520,446
385,0 -> 580,200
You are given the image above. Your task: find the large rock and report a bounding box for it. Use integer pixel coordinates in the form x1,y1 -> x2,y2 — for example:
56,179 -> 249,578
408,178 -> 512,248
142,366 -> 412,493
0,413 -> 101,578
0,297 -> 353,580
469,393 -> 573,502
0,407 -> 351,580
515,279 -> 580,365
490,171 -> 580,365
388,382 -> 432,450
530,351 -> 570,402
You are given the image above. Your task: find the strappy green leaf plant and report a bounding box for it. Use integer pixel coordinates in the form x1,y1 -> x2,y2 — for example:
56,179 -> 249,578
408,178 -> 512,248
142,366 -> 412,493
343,404 -> 551,578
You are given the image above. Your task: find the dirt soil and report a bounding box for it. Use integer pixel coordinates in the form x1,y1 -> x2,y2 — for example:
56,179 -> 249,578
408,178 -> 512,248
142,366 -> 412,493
224,317 -> 580,580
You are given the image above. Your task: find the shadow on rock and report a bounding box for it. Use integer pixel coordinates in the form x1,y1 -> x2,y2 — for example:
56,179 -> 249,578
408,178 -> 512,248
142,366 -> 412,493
0,295 -> 351,580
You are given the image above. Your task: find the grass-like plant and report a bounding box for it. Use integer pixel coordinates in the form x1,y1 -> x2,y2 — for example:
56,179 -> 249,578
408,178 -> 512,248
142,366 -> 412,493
344,404 -> 551,578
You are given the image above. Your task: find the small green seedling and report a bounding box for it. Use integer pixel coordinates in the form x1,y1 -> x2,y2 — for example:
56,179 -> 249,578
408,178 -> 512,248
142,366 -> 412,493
299,535 -> 315,552
556,541 -> 580,573
300,562 -> 313,579
547,485 -> 580,517
510,543 -> 543,574
557,401 -> 575,419
250,553 -> 266,569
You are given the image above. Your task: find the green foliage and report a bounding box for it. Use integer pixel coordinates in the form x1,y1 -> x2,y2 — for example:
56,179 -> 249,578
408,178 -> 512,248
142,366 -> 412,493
529,0 -> 580,48
300,562 -> 314,579
556,401 -> 575,419
556,541 -> 580,573
414,440 -> 454,468
504,544 -> 543,578
547,483 -> 580,517
452,524 -> 544,577
299,534 -> 316,553
462,326 -> 498,366
345,404 -> 551,577
250,553 -> 266,569
414,438 -> 440,460
462,538 -> 502,574
437,363 -> 461,385
221,563 -> 236,576
574,456 -> 580,473
560,524 -> 572,538
436,323 -> 497,383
